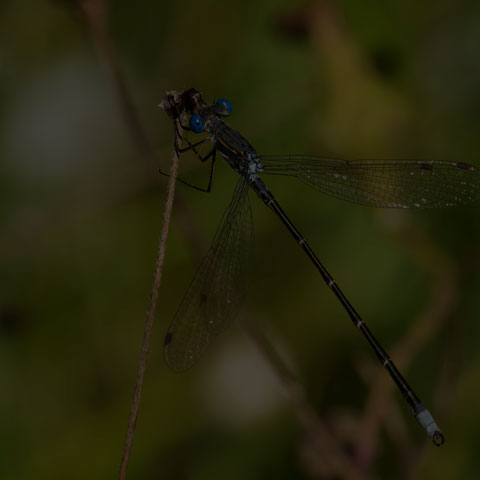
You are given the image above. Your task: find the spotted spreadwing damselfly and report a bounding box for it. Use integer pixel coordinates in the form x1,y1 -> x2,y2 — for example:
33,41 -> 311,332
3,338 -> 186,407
160,88 -> 480,446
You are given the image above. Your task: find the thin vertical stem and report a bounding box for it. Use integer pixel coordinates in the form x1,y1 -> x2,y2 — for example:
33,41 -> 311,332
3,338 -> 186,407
118,121 -> 182,480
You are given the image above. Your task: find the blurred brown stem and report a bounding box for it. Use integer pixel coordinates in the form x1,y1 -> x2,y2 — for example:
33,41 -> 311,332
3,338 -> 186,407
80,0 -> 155,159
240,315 -> 362,480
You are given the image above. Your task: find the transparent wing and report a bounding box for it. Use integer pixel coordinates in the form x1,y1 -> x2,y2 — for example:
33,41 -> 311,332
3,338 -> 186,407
261,156 -> 480,208
164,177 -> 253,372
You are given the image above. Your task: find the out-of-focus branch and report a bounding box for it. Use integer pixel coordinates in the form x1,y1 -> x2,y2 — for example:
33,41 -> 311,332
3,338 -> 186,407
80,0 -> 155,159
240,315 -> 362,480
405,244 -> 474,479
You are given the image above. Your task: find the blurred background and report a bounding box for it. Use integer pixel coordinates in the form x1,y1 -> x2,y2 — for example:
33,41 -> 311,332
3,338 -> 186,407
2,0 -> 480,478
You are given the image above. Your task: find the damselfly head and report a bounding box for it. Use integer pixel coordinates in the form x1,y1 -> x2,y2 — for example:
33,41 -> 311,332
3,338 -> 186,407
160,88 -> 206,120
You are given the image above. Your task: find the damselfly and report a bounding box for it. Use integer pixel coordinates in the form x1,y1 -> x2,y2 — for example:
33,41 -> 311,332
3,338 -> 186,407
160,88 -> 480,446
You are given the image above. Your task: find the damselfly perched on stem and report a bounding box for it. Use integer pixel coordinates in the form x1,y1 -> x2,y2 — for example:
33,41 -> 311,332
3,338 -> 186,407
160,88 -> 480,446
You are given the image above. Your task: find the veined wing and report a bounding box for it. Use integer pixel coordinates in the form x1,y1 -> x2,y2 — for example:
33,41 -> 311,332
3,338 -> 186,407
261,156 -> 480,208
164,177 -> 253,372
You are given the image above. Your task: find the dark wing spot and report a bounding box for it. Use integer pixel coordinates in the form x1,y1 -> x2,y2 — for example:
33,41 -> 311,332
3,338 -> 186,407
420,163 -> 434,171
456,162 -> 474,171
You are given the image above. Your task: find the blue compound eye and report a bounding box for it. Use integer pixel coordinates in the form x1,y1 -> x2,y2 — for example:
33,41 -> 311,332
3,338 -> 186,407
189,114 -> 204,133
216,98 -> 232,116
